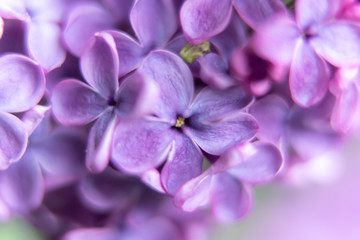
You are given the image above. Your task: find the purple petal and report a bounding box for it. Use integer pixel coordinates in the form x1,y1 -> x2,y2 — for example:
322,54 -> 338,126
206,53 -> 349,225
27,21 -> 66,71
111,118 -> 174,173
197,53 -> 236,89
188,86 -> 253,121
141,169 -> 166,193
116,72 -> 159,119
81,32 -> 119,99
0,0 -> 29,20
63,228 -> 120,240
161,133 -> 203,195
331,82 -> 359,132
51,79 -> 108,126
86,112 -> 116,173
296,0 -> 340,30
138,50 -> 194,120
0,54 -> 45,113
0,151 -> 44,212
250,94 -> 289,142
310,21 -> 360,67
228,143 -> 283,184
63,3 -> 115,56
130,0 -> 177,48
174,170 -> 212,212
0,112 -> 27,170
232,0 -> 286,30
210,173 -> 252,222
21,105 -> 50,136
0,17 -> 3,39
252,15 -> 300,66
106,30 -> 144,77
180,0 -> 232,44
185,112 -> 258,156
290,39 -> 329,107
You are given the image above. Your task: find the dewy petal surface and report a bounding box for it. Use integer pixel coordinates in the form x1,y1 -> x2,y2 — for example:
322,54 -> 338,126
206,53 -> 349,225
310,21 -> 360,67
106,30 -> 144,77
290,39 -> 329,107
161,133 -> 203,195
27,21 -> 66,71
0,54 -> 45,113
0,112 -> 27,170
138,50 -> 194,120
228,143 -> 283,184
186,112 -> 258,156
81,32 -> 119,99
232,0 -> 286,30
130,0 -> 177,48
180,0 -> 232,44
51,79 -> 108,126
0,151 -> 44,212
211,173 -> 252,222
111,118 -> 174,173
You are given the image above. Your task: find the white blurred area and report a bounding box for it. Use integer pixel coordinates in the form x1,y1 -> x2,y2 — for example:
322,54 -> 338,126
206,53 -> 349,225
211,133 -> 360,240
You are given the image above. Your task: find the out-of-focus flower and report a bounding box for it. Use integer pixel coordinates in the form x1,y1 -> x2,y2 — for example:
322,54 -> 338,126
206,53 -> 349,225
111,50 -> 258,195
52,32 -> 158,173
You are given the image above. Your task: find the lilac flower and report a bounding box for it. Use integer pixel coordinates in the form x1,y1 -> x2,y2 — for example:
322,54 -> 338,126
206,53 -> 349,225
51,32 -> 158,173
0,53 -> 45,170
111,50 -> 258,194
253,0 -> 360,106
180,0 -> 286,44
174,141 -> 283,222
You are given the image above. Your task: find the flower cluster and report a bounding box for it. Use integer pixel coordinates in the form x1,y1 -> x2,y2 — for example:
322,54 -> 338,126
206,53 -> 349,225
0,0 -> 359,239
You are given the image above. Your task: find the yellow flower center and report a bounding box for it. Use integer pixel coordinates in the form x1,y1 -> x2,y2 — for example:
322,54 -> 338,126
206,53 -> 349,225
175,116 -> 185,128
179,41 -> 211,64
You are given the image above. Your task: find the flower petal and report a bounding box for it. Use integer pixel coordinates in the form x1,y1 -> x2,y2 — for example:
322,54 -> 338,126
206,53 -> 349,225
310,21 -> 360,67
186,112 -> 258,156
51,79 -> 108,126
0,112 -> 27,170
250,94 -> 289,142
138,50 -> 194,120
111,118 -> 174,173
27,21 -> 66,71
252,15 -> 300,66
21,105 -> 50,136
130,0 -> 177,48
0,54 -> 45,113
0,17 -> 3,39
210,173 -> 252,222
63,228 -> 120,240
63,3 -> 115,56
0,0 -> 29,20
188,86 -> 253,121
180,0 -> 232,44
0,151 -> 44,212
86,112 -> 116,173
81,32 -> 119,99
290,39 -> 329,107
173,169 -> 212,212
232,0 -> 286,30
106,30 -> 144,77
161,133 -> 203,195
228,143 -> 283,184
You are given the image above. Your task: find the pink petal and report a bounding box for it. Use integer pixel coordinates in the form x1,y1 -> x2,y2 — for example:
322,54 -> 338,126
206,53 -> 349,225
80,32 -> 119,99
180,0 -> 232,44
0,54 -> 45,113
232,0 -> 286,30
0,112 -> 27,170
290,39 -> 330,107
161,133 -> 203,195
51,79 -> 108,126
27,21 -> 66,71
310,21 -> 360,67
0,0 -> 29,20
130,0 -> 178,48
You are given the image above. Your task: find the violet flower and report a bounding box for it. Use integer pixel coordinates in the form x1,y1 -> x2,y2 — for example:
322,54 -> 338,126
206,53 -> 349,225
253,0 -> 360,106
111,50 -> 258,195
51,32 -> 158,173
174,141 -> 283,222
0,53 -> 45,170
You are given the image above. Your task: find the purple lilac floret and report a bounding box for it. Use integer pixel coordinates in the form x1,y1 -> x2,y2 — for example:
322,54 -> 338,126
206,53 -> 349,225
0,0 -> 359,238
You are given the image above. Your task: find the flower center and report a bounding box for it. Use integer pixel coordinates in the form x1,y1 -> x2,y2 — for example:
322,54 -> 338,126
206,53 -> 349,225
174,116 -> 185,128
179,41 -> 211,64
